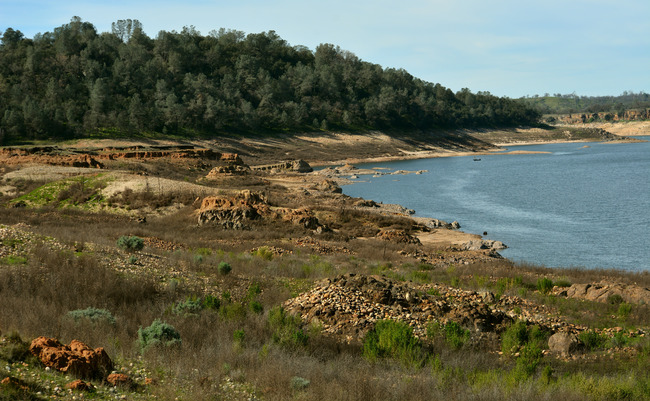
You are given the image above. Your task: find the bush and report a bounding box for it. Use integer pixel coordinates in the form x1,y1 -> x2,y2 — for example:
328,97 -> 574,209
117,235 -> 144,252
173,295 -> 222,315
217,261 -> 232,275
363,319 -> 425,367
514,342 -> 543,378
66,307 -> 116,325
268,306 -> 308,349
536,277 -> 554,294
501,321 -> 546,357
427,321 -> 470,350
172,296 -> 203,316
578,330 -> 608,351
137,319 -> 181,352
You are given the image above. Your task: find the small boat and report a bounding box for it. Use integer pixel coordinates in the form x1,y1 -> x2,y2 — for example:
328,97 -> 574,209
473,158 -> 481,161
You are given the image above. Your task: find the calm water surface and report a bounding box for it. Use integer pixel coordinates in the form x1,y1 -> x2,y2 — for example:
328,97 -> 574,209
342,137 -> 650,271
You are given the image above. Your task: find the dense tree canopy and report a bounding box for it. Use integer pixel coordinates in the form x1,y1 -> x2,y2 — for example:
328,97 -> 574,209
0,17 -> 540,143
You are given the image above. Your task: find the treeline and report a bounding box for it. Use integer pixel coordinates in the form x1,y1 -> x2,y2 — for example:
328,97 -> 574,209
0,17 -> 540,143
518,92 -> 650,115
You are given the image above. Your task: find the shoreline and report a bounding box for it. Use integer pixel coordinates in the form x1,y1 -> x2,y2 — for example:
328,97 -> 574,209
312,136 -> 645,167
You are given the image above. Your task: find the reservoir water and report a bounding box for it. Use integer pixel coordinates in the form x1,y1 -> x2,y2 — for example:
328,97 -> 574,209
342,137 -> 650,272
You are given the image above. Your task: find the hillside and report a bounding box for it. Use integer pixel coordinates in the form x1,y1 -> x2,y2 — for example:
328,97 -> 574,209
0,18 -> 539,145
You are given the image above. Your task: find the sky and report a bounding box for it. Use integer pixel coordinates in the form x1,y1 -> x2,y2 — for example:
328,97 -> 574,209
1,0 -> 648,98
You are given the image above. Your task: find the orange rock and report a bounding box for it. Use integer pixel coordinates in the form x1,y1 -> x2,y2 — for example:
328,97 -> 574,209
107,373 -> 133,388
66,379 -> 93,391
29,336 -> 113,379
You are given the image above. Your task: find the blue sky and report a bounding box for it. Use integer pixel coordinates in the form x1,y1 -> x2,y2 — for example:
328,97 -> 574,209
1,0 -> 648,98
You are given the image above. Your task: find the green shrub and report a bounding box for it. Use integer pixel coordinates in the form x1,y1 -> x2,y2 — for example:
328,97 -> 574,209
290,376 -> 311,390
137,319 -> 181,352
427,321 -> 470,350
233,329 -> 245,345
268,306 -> 308,349
117,235 -> 144,252
66,307 -> 116,325
218,261 -> 232,275
253,246 -> 274,261
536,277 -> 554,294
501,321 -> 546,357
0,255 -> 28,265
514,342 -> 543,378
172,296 -> 203,316
617,303 -> 632,320
249,300 -> 263,314
578,330 -> 608,351
128,255 -> 138,264
363,319 -> 425,367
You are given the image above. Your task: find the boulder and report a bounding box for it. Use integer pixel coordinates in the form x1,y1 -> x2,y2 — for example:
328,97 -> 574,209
29,337 -> 113,380
548,332 -> 581,356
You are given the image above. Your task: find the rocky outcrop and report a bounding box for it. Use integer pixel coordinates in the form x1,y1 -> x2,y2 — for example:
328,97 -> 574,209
377,229 -> 421,245
197,191 -> 269,229
29,337 -> 113,380
0,145 -> 238,167
310,179 -> 342,194
198,190 -> 326,231
464,239 -> 507,251
563,281 -> 650,305
206,164 -> 250,177
250,159 -> 313,173
66,379 -> 94,392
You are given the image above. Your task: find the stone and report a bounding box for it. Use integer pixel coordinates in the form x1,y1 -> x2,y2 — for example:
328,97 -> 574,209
548,332 -> 580,356
107,373 -> 134,388
377,229 -> 421,245
66,379 -> 94,392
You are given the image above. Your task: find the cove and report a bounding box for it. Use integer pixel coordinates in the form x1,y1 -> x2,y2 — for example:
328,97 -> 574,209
342,138 -> 650,272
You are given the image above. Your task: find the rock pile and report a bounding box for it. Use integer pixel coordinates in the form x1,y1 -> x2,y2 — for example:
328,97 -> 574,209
284,273 -> 513,344
29,337 -> 114,380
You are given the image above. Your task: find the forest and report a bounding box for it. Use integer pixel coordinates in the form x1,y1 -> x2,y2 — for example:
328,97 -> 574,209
0,17 -> 541,144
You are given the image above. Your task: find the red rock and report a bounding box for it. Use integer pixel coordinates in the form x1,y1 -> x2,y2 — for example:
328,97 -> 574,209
66,379 -> 93,391
29,336 -> 114,379
107,373 -> 133,388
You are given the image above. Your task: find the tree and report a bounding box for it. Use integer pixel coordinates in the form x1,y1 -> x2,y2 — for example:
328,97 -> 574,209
111,19 -> 143,43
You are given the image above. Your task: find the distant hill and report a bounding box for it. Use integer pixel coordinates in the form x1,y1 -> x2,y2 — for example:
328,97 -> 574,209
0,17 -> 540,144
517,92 -> 650,116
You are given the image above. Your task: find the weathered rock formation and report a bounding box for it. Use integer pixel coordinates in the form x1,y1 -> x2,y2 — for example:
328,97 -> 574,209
310,179 -> 342,193
562,281 -> 650,305
464,239 -> 507,251
250,159 -> 313,173
377,229 -> 421,245
0,145 -> 240,168
198,190 -> 325,231
206,164 -> 250,177
29,337 -> 113,380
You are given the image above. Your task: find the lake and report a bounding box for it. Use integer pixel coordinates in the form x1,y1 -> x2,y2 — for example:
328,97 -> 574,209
341,137 -> 650,271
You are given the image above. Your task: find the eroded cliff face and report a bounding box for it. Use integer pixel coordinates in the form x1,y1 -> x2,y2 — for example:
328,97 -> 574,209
0,145 -> 243,168
559,109 -> 650,124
